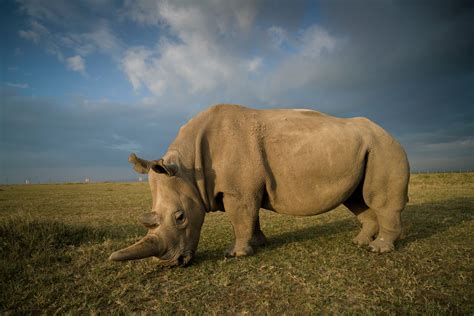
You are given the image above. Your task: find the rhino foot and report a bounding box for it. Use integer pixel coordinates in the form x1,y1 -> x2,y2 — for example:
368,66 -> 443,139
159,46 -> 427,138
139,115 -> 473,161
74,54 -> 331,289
250,231 -> 267,248
352,234 -> 373,247
224,244 -> 254,257
368,238 -> 395,253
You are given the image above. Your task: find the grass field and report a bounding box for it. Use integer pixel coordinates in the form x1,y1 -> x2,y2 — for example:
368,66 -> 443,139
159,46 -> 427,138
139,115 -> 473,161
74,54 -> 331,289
0,173 -> 473,314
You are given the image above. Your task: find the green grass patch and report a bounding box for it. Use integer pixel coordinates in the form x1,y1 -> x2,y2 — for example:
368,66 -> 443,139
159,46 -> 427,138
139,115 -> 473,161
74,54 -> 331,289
0,173 -> 473,314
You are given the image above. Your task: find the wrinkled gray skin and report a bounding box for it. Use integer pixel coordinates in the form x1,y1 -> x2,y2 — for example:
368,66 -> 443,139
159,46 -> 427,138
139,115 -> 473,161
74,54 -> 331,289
109,104 -> 410,266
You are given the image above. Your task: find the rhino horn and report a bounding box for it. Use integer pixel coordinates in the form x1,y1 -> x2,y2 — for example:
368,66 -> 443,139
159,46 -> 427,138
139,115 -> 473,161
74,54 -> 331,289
109,235 -> 164,261
129,153 -> 151,174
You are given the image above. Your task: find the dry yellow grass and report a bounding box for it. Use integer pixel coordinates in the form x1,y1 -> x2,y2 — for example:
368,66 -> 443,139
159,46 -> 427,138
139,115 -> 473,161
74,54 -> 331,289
0,173 -> 473,314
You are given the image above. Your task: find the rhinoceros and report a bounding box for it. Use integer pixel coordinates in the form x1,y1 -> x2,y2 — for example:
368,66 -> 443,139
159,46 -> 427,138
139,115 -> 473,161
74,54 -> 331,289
109,104 -> 410,266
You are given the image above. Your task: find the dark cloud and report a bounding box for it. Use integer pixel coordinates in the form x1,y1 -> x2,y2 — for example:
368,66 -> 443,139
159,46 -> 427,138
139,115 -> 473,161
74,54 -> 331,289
320,0 -> 473,81
256,0 -> 311,29
1,88 -> 190,182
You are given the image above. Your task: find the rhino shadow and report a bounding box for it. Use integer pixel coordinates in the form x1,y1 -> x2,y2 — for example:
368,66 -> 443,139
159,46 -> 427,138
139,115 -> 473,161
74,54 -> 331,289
195,197 -> 473,262
263,218 -> 357,251
396,197 -> 474,249
262,197 -> 474,252
0,219 -> 144,261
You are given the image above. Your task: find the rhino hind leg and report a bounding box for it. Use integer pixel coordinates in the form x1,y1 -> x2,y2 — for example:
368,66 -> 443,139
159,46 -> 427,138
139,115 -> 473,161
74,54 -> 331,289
344,192 -> 379,246
361,143 -> 409,253
367,208 -> 402,253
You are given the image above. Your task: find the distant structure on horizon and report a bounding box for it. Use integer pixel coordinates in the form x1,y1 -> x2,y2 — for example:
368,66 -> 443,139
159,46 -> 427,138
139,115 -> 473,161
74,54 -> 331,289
138,177 -> 143,182
84,178 -> 90,183
25,179 -> 30,185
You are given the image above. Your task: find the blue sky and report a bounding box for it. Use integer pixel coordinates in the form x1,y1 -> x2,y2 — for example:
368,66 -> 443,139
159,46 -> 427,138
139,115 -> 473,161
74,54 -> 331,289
1,0 -> 473,184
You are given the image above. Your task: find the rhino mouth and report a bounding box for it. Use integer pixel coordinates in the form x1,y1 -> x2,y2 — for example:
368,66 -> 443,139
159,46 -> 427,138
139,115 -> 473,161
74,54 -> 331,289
157,249 -> 193,267
178,253 -> 193,266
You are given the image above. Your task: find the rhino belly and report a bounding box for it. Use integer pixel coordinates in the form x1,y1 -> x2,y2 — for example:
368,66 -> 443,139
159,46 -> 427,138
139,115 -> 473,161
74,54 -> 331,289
263,166 -> 364,216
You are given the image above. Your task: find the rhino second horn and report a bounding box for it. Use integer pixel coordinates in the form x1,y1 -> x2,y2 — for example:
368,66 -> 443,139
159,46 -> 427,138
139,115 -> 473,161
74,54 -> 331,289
109,235 -> 164,261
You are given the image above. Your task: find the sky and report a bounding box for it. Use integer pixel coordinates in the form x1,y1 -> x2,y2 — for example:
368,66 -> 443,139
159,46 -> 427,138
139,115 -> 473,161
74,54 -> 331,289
1,0 -> 473,184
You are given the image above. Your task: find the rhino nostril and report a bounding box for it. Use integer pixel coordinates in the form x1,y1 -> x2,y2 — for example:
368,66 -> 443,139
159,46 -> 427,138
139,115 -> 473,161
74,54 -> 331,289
177,252 -> 193,266
178,255 -> 190,267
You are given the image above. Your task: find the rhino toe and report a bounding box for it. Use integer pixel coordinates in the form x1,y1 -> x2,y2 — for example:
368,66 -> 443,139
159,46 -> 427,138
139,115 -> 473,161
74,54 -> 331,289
352,235 -> 372,247
224,244 -> 254,257
368,238 -> 395,253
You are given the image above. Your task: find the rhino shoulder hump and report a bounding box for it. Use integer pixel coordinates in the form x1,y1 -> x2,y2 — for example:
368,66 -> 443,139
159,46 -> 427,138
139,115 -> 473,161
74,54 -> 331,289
209,103 -> 249,113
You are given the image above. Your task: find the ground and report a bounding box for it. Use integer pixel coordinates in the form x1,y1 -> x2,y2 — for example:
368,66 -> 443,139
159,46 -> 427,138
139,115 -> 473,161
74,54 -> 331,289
0,173 -> 473,314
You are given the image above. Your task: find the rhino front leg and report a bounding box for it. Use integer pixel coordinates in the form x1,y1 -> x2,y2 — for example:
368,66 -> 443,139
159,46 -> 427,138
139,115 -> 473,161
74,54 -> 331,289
223,195 -> 260,257
250,215 -> 267,248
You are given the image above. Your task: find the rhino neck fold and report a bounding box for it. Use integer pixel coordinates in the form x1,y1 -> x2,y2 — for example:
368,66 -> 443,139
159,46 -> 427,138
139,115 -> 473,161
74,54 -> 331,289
168,117 -> 215,213
193,131 -> 214,213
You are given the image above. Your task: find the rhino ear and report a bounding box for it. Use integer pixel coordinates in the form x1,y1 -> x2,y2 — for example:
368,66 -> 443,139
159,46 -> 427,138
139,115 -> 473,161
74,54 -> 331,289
151,159 -> 177,177
129,153 -> 151,174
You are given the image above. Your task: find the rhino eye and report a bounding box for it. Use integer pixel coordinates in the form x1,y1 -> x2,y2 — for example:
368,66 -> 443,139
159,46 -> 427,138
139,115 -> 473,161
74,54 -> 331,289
175,210 -> 185,224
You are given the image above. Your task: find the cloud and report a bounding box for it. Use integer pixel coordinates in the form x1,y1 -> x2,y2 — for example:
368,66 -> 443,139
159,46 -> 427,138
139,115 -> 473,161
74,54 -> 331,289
107,134 -> 143,153
18,29 -> 40,43
120,1 -> 263,97
121,0 -> 258,33
6,82 -> 29,89
299,25 -> 336,58
121,47 -> 154,92
17,1 -> 122,73
247,57 -> 262,72
81,23 -> 121,55
267,26 -> 288,49
66,55 -> 86,74
422,137 -> 474,152
14,48 -> 24,56
17,0 -> 110,28
59,22 -> 122,57
117,1 -> 346,107
404,135 -> 474,171
120,0 -> 161,26
18,20 -> 64,60
121,39 -> 237,95
257,24 -> 341,106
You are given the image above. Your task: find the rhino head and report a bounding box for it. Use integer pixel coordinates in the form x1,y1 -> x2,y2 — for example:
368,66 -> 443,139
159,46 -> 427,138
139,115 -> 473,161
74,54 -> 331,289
109,153 -> 205,266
